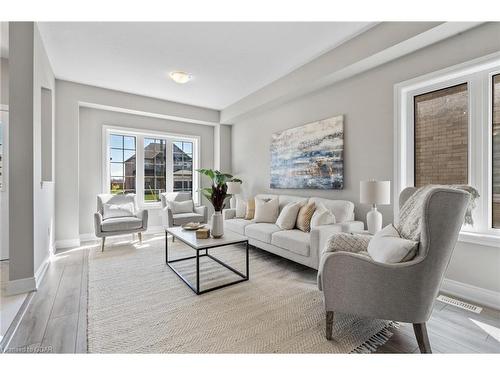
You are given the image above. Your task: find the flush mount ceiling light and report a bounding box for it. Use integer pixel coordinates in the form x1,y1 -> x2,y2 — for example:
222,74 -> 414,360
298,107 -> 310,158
169,71 -> 193,84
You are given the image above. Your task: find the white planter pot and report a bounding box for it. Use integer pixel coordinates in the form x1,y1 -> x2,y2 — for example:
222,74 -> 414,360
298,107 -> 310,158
211,211 -> 224,238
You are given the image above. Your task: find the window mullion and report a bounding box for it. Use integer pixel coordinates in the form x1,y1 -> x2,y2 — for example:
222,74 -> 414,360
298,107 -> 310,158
137,135 -> 145,207
166,140 -> 174,193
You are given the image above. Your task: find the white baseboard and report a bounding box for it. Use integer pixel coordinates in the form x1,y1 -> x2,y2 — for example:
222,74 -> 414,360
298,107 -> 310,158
6,277 -> 36,296
34,256 -> 49,289
441,278 -> 500,310
79,226 -> 164,242
55,238 -> 81,249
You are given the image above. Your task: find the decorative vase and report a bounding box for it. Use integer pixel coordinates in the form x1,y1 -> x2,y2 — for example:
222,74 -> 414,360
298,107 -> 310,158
211,211 -> 224,238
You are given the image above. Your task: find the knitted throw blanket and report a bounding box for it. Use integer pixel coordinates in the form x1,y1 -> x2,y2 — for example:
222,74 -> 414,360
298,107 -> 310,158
397,185 -> 477,241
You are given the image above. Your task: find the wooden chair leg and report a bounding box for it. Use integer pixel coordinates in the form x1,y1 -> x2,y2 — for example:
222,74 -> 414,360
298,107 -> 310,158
101,237 -> 106,252
326,311 -> 334,340
413,323 -> 432,353
138,232 -> 143,244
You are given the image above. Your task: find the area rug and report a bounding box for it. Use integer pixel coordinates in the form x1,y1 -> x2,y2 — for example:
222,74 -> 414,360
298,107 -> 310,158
87,234 -> 396,353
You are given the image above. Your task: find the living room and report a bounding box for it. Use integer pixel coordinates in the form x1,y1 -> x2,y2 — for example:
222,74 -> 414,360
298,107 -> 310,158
1,0 -> 499,372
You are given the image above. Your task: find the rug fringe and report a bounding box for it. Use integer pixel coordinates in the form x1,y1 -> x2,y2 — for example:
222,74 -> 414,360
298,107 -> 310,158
350,322 -> 399,354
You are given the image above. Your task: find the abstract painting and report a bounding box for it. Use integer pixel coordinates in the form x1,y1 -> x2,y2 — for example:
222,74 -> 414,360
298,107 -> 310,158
270,115 -> 344,189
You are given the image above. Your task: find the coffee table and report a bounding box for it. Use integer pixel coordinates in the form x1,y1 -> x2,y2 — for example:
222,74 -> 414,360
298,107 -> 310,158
165,227 -> 249,295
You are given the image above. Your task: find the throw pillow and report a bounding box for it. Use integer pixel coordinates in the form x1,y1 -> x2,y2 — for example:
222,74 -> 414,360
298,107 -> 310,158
168,200 -> 194,214
254,197 -> 279,223
296,201 -> 316,232
368,224 -> 419,264
235,197 -> 247,218
244,198 -> 255,220
276,201 -> 302,229
310,203 -> 336,227
103,202 -> 135,219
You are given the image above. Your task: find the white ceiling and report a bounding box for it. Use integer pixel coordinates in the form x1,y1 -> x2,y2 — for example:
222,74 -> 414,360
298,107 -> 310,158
37,22 -> 374,110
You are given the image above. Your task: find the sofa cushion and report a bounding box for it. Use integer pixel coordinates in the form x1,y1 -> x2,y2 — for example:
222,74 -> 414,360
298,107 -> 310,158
245,198 -> 255,220
296,201 -> 316,232
310,203 -> 336,227
245,223 -> 281,243
103,202 -> 135,219
225,218 -> 254,235
235,197 -> 247,218
254,197 -> 279,223
173,213 -> 205,226
102,216 -> 143,232
272,230 -> 310,257
169,200 -> 194,214
276,201 -> 301,230
308,197 -> 354,223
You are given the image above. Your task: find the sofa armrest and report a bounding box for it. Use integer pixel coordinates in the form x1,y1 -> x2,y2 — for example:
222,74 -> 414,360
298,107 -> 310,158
194,205 -> 208,223
310,221 -> 365,256
223,208 -> 236,220
161,207 -> 174,228
136,209 -> 149,230
94,212 -> 104,237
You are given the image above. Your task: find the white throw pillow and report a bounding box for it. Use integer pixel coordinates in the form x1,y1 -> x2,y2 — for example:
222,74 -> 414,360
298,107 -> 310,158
254,197 -> 279,223
103,202 -> 135,219
276,202 -> 302,229
235,197 -> 247,218
168,200 -> 194,214
367,224 -> 419,264
310,203 -> 336,227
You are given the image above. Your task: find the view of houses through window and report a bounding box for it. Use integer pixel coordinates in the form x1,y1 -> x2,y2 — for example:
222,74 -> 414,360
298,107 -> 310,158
107,130 -> 196,204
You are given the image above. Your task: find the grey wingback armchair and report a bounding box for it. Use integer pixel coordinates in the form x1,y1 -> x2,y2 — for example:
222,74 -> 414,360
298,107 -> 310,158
318,187 -> 470,353
160,192 -> 208,228
94,193 -> 148,252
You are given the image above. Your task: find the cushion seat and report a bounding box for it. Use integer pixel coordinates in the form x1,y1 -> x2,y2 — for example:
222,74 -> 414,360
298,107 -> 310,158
271,230 -> 310,257
173,213 -> 205,226
225,218 -> 254,235
245,223 -> 281,243
101,216 -> 143,232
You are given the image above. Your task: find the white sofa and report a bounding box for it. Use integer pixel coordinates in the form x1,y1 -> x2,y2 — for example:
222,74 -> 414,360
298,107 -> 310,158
223,194 -> 364,269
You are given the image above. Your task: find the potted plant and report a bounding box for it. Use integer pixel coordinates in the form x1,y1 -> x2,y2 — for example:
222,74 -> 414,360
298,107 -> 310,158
196,169 -> 242,238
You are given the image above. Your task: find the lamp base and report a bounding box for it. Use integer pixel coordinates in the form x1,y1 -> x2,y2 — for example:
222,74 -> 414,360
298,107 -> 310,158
366,206 -> 382,234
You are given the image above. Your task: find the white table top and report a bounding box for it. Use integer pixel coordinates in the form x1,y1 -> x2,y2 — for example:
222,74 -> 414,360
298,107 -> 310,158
166,226 -> 248,250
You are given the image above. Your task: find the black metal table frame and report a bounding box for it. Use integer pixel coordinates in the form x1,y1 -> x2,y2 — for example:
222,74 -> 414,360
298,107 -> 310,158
165,230 -> 249,295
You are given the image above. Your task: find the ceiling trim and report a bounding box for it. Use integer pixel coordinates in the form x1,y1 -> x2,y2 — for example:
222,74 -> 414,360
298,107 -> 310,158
78,101 -> 220,127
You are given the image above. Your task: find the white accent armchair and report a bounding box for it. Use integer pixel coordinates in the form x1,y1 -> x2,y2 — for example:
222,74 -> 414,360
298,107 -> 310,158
94,194 -> 148,252
318,187 -> 470,353
160,192 -> 208,228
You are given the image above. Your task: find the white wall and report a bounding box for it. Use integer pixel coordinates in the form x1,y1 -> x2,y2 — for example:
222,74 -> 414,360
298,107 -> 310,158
230,23 -> 500,295
78,107 -> 215,236
7,22 -> 55,290
55,80 -> 220,245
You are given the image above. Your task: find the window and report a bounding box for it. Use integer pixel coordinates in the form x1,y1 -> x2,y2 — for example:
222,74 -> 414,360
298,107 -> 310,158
173,141 -> 193,193
104,127 -> 199,206
493,74 -> 500,228
414,83 -> 468,187
109,134 -> 136,194
395,52 -> 500,243
144,138 -> 166,202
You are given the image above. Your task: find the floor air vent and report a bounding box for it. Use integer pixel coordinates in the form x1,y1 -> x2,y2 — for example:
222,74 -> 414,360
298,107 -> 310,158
437,295 -> 483,314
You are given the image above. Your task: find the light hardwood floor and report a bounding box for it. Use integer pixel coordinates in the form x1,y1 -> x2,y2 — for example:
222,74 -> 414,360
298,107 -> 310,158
3,236 -> 500,354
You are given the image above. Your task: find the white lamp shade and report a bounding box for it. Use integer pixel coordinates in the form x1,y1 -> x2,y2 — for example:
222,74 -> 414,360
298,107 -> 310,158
360,180 -> 391,205
226,181 -> 242,194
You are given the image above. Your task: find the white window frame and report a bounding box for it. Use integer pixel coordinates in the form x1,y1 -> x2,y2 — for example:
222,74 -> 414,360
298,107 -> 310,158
102,125 -> 200,208
394,51 -> 500,247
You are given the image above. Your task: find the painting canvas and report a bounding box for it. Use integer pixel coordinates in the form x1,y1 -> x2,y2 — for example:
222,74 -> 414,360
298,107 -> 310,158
270,115 -> 344,189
